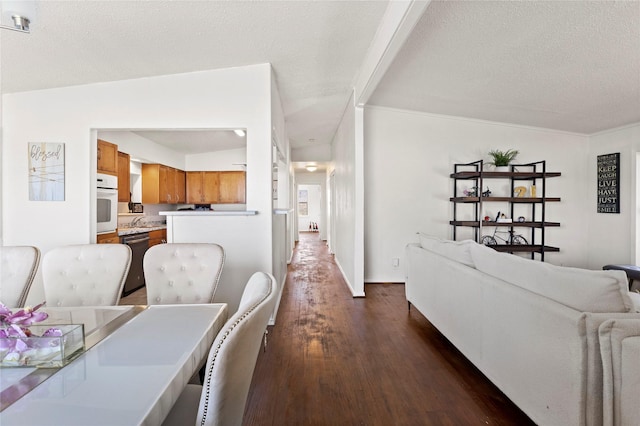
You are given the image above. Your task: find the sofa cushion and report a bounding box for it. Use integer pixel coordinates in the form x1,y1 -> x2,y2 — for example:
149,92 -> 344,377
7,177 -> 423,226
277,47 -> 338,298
629,292 -> 640,313
417,233 -> 475,268
469,243 -> 634,313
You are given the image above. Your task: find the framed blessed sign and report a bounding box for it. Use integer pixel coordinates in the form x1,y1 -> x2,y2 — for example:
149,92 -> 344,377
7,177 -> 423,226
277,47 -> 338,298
597,153 -> 619,213
28,142 -> 65,201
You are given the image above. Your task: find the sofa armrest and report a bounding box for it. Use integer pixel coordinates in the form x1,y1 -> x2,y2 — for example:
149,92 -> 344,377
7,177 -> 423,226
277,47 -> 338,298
599,318 -> 640,426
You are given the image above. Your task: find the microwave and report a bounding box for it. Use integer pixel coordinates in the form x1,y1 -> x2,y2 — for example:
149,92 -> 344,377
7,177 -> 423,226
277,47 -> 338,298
97,173 -> 118,233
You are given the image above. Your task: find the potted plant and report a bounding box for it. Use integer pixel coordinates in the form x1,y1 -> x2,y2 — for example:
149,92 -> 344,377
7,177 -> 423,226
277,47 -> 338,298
487,149 -> 519,171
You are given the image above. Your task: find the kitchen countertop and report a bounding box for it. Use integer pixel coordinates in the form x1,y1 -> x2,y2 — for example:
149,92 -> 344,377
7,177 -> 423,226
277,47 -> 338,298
160,210 -> 258,216
118,225 -> 167,236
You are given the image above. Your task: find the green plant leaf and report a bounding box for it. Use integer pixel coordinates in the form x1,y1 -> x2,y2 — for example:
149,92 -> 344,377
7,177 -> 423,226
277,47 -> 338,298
488,149 -> 519,166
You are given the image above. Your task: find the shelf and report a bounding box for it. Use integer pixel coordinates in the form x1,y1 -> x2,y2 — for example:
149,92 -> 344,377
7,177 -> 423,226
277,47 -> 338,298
451,159 -> 560,261
449,221 -> 560,228
450,171 -> 561,179
487,245 -> 560,253
450,196 -> 560,203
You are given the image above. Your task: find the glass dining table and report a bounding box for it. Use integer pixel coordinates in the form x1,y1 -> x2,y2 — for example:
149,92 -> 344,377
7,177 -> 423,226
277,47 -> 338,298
0,303 -> 228,425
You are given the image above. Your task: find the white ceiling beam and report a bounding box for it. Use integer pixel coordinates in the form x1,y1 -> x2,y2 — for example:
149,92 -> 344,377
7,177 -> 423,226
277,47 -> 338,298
353,0 -> 431,107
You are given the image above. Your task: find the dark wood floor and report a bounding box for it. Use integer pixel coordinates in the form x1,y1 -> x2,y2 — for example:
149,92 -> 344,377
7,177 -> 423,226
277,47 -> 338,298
243,233 -> 535,425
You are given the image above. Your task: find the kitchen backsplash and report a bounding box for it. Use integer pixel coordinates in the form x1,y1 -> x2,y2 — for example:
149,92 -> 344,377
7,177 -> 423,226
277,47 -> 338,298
117,202 -> 173,228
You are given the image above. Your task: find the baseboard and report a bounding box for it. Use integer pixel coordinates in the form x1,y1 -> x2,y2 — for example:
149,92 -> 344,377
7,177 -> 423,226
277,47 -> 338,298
334,257 -> 365,297
268,274 -> 288,326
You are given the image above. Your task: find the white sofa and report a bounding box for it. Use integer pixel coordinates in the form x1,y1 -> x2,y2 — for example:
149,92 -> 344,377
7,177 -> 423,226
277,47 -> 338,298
599,318 -> 640,426
406,235 -> 640,426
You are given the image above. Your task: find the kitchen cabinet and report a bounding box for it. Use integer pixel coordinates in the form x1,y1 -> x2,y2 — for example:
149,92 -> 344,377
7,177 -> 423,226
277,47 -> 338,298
186,171 -> 219,204
97,139 -> 118,175
142,164 -> 185,204
186,171 -> 246,204
175,169 -> 186,203
149,229 -> 167,247
218,171 -> 246,204
97,231 -> 119,244
117,151 -> 130,202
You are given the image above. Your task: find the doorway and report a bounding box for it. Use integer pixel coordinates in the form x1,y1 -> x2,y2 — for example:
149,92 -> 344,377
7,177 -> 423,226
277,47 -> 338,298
297,184 -> 322,235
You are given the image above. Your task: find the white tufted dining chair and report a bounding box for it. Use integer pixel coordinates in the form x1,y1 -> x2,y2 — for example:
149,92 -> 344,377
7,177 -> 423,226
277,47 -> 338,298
42,244 -> 131,307
0,246 -> 41,308
143,243 -> 225,305
162,272 -> 278,426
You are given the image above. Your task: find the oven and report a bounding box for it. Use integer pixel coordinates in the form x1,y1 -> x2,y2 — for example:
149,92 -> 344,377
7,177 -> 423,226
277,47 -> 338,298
97,173 -> 118,233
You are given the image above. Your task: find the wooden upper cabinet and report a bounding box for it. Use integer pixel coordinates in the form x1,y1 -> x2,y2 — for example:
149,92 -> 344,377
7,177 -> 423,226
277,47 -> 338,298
218,171 -> 246,204
186,171 -> 245,204
142,164 -> 160,204
175,169 -> 186,203
159,165 -> 172,203
97,139 -> 118,175
186,171 -> 203,204
143,164 -> 185,205
202,172 -> 220,203
187,171 -> 219,204
117,151 -> 130,202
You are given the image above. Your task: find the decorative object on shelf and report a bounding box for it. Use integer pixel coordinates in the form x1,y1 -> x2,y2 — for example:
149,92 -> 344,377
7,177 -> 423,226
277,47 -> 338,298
463,186 -> 478,197
450,159 -> 560,261
497,213 -> 512,223
597,153 -> 620,214
514,186 -> 527,197
0,303 -> 84,367
487,149 -> 519,171
482,187 -> 491,197
481,228 -> 528,246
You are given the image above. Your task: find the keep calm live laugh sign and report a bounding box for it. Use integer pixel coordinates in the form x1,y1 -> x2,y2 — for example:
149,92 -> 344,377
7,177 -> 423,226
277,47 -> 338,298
597,153 -> 620,213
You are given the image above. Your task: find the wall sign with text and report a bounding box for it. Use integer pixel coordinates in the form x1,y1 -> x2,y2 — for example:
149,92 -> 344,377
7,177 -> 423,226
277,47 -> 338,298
597,153 -> 620,213
28,142 -> 65,201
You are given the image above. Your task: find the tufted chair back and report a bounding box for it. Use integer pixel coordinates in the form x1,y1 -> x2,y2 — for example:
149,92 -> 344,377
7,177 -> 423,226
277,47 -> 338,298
42,244 -> 131,307
0,246 -> 41,308
143,243 -> 225,305
162,272 -> 278,426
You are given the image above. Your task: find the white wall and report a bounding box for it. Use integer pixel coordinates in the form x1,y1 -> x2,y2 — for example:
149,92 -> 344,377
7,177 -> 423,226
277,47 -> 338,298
185,148 -> 246,171
364,106 -> 592,283
270,68 -> 293,295
295,173 -> 328,241
587,123 -> 640,268
297,183 -> 322,232
2,64 -> 275,306
98,130 -> 187,170
331,92 -> 364,296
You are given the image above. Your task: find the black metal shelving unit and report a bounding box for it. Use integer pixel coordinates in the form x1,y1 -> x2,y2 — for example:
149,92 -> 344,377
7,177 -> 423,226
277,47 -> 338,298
450,160 -> 561,261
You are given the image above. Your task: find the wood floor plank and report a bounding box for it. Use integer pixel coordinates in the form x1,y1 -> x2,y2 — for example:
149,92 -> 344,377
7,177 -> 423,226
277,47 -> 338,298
243,233 -> 534,425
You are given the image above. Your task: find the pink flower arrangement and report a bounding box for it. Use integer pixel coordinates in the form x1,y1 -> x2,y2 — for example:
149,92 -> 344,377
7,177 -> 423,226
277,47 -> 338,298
0,302 -> 49,328
0,302 -> 63,363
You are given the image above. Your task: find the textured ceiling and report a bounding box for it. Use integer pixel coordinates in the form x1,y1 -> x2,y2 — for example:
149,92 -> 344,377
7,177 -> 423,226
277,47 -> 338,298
1,0 -> 639,160
0,0 -> 388,149
370,1 -> 640,134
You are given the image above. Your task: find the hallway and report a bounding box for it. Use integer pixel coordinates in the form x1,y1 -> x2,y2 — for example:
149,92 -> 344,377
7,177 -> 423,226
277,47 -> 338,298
243,233 -> 534,425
